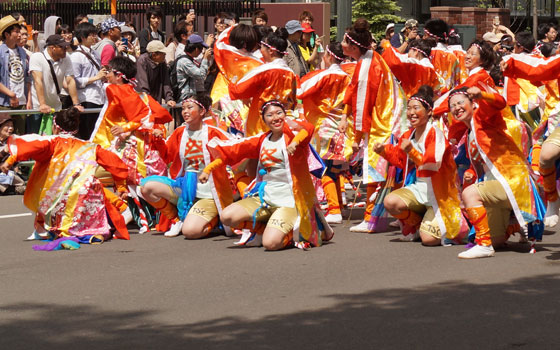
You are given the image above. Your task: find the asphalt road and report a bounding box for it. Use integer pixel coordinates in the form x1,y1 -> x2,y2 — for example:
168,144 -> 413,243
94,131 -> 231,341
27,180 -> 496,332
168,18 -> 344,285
1,193 -> 560,349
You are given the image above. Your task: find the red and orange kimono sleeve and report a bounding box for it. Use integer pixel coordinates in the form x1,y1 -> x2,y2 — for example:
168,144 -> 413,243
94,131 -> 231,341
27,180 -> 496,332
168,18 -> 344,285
479,91 -> 507,112
381,47 -> 411,86
296,70 -> 324,100
416,128 -> 444,176
379,143 -> 407,169
96,145 -> 129,193
147,95 -> 173,124
208,134 -> 263,167
7,135 -> 54,164
229,69 -> 265,100
155,126 -> 184,164
503,53 -> 560,82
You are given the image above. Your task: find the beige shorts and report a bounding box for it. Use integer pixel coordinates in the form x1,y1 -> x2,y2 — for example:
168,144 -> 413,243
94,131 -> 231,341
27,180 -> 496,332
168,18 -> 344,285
188,198 -> 219,222
391,188 -> 441,239
236,196 -> 297,234
391,187 -> 427,215
475,180 -> 512,209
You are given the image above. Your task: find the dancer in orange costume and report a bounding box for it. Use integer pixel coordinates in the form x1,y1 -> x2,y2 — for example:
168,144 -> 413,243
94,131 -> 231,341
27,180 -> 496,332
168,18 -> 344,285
228,29 -> 297,138
447,87 -> 537,258
502,45 -> 560,228
422,19 -> 461,93
141,94 -> 234,238
377,86 -> 463,245
341,18 -> 407,233
205,100 -> 333,250
297,41 -> 352,224
1,107 -> 130,242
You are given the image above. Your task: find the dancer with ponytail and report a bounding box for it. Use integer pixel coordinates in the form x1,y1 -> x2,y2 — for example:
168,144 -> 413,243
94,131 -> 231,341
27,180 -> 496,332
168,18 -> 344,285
342,18 -> 407,233
448,87 -> 537,258
140,94 -> 234,238
423,19 -> 461,93
376,86 -> 463,245
206,100 -> 333,250
297,42 -> 352,224
0,108 -> 130,246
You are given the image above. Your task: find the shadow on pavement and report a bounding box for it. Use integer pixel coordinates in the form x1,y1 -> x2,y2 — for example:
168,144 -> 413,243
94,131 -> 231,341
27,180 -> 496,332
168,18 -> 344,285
2,274 -> 560,349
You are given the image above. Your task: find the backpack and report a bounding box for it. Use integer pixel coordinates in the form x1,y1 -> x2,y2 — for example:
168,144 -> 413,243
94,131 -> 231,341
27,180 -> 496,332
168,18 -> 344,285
169,55 -> 190,101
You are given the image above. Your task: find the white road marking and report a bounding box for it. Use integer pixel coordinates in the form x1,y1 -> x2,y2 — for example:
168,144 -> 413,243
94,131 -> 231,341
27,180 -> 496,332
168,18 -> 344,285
0,213 -> 32,219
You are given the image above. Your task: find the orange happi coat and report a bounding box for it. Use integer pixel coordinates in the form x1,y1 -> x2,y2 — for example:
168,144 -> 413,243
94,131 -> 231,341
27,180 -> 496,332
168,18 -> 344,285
207,119 -> 333,246
229,58 -> 297,137
91,83 -> 172,183
152,123 -> 234,233
297,63 -> 353,161
450,92 -> 537,226
381,45 -> 444,98
6,134 -> 130,239
430,43 -> 461,93
381,121 -> 462,240
448,45 -> 468,84
343,50 -> 408,183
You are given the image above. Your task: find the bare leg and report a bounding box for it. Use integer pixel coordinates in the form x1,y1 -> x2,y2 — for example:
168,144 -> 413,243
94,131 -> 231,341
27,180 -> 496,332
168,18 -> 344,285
262,227 -> 289,251
182,214 -> 215,239
221,203 -> 253,228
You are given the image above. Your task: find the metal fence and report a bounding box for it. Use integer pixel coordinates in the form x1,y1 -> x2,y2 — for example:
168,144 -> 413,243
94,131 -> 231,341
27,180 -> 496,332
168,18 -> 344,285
0,0 -> 261,34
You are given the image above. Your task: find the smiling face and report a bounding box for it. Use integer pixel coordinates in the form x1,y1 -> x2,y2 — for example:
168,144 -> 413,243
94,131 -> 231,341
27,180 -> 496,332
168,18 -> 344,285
465,45 -> 482,70
0,120 -> 14,141
406,100 -> 430,129
449,93 -> 474,124
182,100 -> 205,127
262,105 -> 285,134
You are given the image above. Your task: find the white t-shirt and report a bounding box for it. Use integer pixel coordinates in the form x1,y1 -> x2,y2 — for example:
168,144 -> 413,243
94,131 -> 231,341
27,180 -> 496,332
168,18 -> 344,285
405,129 -> 429,205
175,43 -> 185,59
8,48 -> 25,105
259,135 -> 295,208
29,50 -> 75,110
182,128 -> 212,199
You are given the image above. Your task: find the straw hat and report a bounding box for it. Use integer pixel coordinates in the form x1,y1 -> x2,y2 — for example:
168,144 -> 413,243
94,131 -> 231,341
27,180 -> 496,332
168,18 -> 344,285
0,16 -> 20,37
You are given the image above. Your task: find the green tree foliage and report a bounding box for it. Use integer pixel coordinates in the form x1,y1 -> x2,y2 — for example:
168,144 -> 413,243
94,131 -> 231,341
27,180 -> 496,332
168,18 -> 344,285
352,0 -> 405,40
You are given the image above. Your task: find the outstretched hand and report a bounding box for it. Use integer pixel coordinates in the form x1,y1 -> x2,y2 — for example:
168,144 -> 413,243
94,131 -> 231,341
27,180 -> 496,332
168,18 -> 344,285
286,142 -> 297,156
199,172 -> 209,184
0,161 -> 11,174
